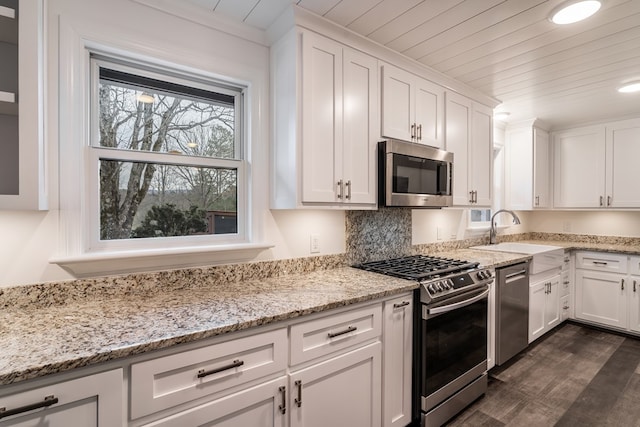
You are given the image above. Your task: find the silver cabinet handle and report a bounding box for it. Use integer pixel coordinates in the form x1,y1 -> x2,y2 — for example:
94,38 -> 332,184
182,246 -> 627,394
607,195 -> 611,206
198,359 -> 244,378
278,386 -> 286,414
295,380 -> 302,408
328,325 -> 357,338
535,195 -> 539,206
469,191 -> 474,203
0,395 -> 59,419
593,261 -> 608,266
634,280 -> 637,292
393,300 -> 410,309
337,180 -> 344,199
622,279 -> 625,291
418,124 -> 422,140
600,196 -> 604,206
345,180 -> 351,200
411,123 -> 416,140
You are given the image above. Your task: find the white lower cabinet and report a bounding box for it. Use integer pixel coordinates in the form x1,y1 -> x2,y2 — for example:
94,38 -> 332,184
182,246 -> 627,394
529,271 -> 561,343
382,294 -> 413,427
141,377 -> 287,427
0,369 -> 122,427
575,252 -> 628,330
628,275 -> 640,333
289,343 -> 381,427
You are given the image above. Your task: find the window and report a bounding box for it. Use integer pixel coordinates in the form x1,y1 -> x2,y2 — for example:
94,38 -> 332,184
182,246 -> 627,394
88,57 -> 246,250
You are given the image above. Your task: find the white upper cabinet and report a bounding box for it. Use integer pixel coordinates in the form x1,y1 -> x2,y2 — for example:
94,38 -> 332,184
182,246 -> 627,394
271,29 -> 378,209
606,119 -> 640,208
445,91 -> 492,207
381,63 -> 444,148
553,118 -> 640,208
0,0 -> 47,210
505,120 -> 551,210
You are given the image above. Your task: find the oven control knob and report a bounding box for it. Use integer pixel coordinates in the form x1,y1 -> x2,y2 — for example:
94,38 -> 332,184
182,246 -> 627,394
435,283 -> 443,292
442,280 -> 451,290
428,284 -> 437,294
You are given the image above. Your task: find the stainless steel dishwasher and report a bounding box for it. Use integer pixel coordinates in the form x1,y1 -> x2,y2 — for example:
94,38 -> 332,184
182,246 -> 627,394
495,261 -> 530,366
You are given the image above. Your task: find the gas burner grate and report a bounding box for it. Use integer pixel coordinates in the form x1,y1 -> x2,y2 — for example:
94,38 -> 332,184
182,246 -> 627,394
355,255 -> 479,281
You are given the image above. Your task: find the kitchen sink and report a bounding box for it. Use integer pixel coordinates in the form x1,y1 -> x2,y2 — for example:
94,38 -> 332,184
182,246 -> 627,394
471,242 -> 565,274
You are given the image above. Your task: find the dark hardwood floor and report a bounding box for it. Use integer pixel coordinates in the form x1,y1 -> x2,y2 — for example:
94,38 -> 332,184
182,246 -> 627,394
446,323 -> 640,426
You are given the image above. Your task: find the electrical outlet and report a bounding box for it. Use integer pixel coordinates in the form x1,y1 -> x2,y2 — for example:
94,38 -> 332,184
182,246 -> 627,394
310,234 -> 320,253
563,221 -> 571,232
437,227 -> 444,241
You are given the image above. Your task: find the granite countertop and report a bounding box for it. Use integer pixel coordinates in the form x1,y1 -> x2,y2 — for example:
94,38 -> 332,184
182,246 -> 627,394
0,267 -> 416,386
4,236 -> 640,388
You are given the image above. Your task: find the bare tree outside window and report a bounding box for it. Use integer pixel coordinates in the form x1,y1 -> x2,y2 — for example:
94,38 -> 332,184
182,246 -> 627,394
96,66 -> 240,240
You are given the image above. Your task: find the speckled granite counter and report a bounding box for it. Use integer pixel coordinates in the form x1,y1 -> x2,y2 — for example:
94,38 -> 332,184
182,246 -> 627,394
0,267 -> 415,386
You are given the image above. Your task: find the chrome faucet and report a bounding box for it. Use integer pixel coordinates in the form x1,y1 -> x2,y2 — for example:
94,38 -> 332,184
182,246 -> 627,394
489,209 -> 521,244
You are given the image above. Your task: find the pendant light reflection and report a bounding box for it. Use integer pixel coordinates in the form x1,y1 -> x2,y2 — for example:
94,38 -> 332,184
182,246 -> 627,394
137,92 -> 155,104
549,0 -> 602,25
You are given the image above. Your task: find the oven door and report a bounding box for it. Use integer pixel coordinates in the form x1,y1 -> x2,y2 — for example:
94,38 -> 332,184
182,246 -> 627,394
421,286 -> 488,412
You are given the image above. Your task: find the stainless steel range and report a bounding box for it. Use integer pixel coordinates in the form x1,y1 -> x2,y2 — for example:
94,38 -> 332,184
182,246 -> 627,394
356,255 -> 493,427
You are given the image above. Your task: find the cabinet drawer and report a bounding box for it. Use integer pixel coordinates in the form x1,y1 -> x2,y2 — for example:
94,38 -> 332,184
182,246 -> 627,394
628,256 -> 640,276
575,251 -> 628,273
131,328 -> 287,419
0,369 -> 122,427
290,304 -> 382,366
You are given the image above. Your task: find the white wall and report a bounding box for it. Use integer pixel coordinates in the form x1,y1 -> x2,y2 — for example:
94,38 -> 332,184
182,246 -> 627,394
0,0 -> 346,288
528,210 -> 640,237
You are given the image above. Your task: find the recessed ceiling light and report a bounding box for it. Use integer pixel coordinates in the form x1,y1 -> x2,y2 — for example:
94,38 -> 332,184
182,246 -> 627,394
494,112 -> 511,121
549,0 -> 602,25
618,81 -> 640,93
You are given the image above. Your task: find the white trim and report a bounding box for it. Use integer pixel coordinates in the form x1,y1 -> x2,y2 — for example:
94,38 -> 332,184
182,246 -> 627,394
50,242 -> 274,277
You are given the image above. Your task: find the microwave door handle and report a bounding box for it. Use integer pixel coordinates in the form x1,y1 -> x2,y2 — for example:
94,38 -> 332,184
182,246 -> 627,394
427,288 -> 490,316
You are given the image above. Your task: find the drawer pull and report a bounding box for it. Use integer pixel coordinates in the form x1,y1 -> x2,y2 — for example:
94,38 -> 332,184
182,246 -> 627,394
197,359 -> 244,379
593,261 -> 608,265
295,380 -> 302,408
634,280 -> 637,293
393,301 -> 410,309
622,279 -> 625,291
0,395 -> 59,419
563,281 -> 570,285
327,326 -> 357,339
278,386 -> 286,414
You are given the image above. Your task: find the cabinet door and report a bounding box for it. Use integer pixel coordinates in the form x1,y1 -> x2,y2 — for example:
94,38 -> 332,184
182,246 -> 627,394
528,281 -> 547,343
141,377 -> 287,427
545,275 -> 561,331
414,79 -> 444,148
343,48 -> 377,205
575,270 -> 627,329
629,276 -> 640,333
533,127 -> 550,208
553,125 -> 605,208
505,126 -> 533,210
301,32 -> 342,203
0,369 -> 122,427
381,64 -> 413,142
470,102 -> 493,206
445,91 -> 471,205
606,119 -> 640,208
383,295 -> 413,427
290,342 -> 381,427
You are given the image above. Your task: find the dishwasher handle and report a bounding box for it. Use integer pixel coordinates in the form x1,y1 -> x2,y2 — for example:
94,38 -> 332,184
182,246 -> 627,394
505,269 -> 528,282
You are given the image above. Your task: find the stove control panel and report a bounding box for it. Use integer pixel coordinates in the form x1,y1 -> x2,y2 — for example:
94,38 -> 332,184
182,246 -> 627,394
422,269 -> 493,300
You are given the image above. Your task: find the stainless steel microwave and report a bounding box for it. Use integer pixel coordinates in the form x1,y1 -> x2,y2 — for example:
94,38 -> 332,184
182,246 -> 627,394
378,139 -> 453,208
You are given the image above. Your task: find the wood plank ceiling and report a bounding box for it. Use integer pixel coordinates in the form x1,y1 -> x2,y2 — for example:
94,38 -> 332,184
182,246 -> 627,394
191,0 -> 640,130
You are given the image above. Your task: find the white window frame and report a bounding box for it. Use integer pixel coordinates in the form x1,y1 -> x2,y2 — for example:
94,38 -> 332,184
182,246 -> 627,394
51,25 -> 272,277
87,57 -> 247,253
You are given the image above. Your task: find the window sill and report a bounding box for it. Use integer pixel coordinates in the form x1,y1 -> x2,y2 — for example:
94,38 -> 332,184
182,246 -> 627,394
50,242 -> 274,278
466,224 -> 510,232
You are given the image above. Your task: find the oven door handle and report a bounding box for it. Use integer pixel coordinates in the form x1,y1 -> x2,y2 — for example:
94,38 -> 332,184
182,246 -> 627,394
427,288 -> 490,316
